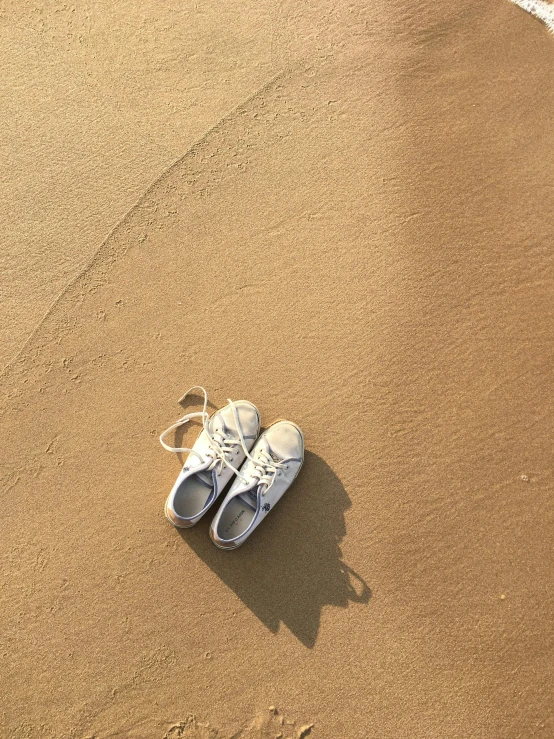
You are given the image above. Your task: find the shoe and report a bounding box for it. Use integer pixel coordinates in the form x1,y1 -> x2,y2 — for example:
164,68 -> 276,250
160,386 -> 260,528
209,420 -> 304,549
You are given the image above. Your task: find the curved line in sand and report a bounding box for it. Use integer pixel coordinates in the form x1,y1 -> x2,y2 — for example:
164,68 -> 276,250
2,69 -> 289,376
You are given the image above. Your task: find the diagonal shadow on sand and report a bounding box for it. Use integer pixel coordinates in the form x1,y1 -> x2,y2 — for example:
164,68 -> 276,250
173,450 -> 371,648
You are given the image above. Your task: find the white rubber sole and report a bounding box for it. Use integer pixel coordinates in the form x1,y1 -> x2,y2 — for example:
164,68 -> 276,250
164,499 -> 197,529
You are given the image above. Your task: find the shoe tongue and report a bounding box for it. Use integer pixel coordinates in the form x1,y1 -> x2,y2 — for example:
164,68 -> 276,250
207,404 -> 258,439
234,439 -> 275,509
207,411 -> 231,438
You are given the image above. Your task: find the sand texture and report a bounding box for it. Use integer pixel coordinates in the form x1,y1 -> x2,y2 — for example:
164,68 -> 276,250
0,0 -> 276,367
2,1 -> 554,738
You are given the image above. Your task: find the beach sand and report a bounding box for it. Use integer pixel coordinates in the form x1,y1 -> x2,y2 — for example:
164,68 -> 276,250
2,1 -> 554,737
0,0 -> 276,368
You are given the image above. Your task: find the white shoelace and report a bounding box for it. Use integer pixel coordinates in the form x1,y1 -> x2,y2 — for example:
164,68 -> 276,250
160,386 -> 288,495
243,448 -> 288,497
159,386 -> 251,482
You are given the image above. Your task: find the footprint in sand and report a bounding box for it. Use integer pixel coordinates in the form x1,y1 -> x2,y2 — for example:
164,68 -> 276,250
163,710 -> 314,739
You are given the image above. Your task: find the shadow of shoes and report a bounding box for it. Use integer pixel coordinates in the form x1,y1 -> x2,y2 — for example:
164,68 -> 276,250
174,450 -> 372,648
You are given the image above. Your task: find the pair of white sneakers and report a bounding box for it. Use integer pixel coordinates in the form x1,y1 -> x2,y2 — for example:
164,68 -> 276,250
159,386 -> 304,549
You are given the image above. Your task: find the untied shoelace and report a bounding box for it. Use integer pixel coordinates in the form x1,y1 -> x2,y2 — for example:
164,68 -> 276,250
159,386 -> 287,492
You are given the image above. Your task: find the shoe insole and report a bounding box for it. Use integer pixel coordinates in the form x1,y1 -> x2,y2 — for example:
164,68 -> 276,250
172,475 -> 213,518
216,492 -> 257,540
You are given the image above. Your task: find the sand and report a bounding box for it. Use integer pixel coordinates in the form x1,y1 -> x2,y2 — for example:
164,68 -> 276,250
0,0 -> 276,368
2,1 -> 554,738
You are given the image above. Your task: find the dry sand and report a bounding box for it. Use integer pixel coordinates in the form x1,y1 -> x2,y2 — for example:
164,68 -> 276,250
2,1 -> 554,738
0,0 -> 276,367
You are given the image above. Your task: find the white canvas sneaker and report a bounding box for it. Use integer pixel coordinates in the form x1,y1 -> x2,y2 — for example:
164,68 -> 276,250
209,420 -> 304,549
160,386 -> 260,528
